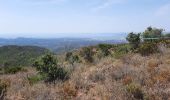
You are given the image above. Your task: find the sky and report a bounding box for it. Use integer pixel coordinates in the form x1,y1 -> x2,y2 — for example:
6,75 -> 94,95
0,0 -> 170,38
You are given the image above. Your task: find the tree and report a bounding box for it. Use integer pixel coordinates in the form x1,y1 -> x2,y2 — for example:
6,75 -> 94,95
165,33 -> 170,37
126,32 -> 141,50
33,54 -> 68,83
142,26 -> 164,41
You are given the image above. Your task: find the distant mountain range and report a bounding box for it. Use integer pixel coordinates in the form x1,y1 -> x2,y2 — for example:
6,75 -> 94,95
0,33 -> 127,53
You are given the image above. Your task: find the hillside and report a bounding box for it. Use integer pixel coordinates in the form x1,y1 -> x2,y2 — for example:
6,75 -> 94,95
0,43 -> 170,99
0,45 -> 49,67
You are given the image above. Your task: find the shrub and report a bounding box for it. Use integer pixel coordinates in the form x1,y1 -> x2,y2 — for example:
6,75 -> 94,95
88,71 -> 106,82
0,80 -> 9,100
147,59 -> 159,68
126,83 -> 144,99
80,47 -> 94,63
63,82 -> 77,99
164,33 -> 170,40
98,44 -> 113,56
138,42 -> 158,56
0,68 -> 2,74
126,32 -> 141,50
65,52 -> 80,65
65,52 -> 73,61
113,44 -> 130,58
72,55 -> 79,62
123,76 -> 132,85
4,66 -> 25,74
70,55 -> 80,64
33,54 -> 69,83
27,74 -> 44,85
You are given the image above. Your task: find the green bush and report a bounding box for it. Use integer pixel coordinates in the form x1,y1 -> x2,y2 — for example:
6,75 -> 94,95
65,52 -> 73,61
126,32 -> 141,50
65,52 -> 80,65
0,68 -> 2,75
4,66 -> 25,74
113,44 -> 130,58
71,55 -> 80,64
165,33 -> 170,37
0,80 -> 8,100
80,47 -> 94,63
27,74 -> 44,85
138,42 -> 158,56
98,44 -> 113,56
126,83 -> 144,100
33,54 -> 69,83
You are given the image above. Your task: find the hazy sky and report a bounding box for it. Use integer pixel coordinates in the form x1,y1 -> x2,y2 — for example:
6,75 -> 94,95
0,0 -> 170,38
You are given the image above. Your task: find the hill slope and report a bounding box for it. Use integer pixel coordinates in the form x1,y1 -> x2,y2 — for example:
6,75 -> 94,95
0,46 -> 170,99
0,45 -> 49,67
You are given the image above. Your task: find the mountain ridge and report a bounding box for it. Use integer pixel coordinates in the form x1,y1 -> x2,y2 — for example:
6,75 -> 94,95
0,37 -> 127,53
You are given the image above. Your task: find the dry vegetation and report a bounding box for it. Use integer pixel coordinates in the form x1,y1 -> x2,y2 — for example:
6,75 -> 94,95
0,44 -> 170,100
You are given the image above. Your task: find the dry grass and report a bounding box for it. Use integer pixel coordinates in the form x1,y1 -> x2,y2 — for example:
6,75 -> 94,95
1,47 -> 170,100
